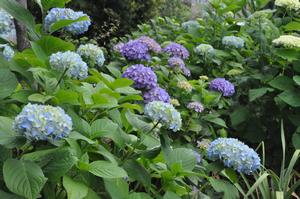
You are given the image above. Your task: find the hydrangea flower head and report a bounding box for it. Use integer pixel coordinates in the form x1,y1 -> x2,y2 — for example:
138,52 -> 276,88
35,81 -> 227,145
187,102 -> 204,113
145,101 -> 182,132
168,57 -> 191,76
122,64 -> 157,90
120,40 -> 150,61
177,81 -> 193,93
0,9 -> 16,41
163,42 -> 190,59
209,78 -> 235,97
181,20 -> 201,31
222,36 -> 245,48
275,0 -> 300,10
207,138 -> 261,174
49,51 -> 88,80
13,104 -> 72,141
272,35 -> 300,48
143,87 -> 171,103
44,8 -> 91,35
0,44 -> 14,61
195,44 -> 215,57
137,36 -> 162,53
113,42 -> 125,53
77,44 -> 105,67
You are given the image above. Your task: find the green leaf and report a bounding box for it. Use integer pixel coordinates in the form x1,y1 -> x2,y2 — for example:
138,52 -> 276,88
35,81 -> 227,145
249,88 -> 270,102
28,93 -> 53,103
55,90 -> 79,105
123,159 -> 151,188
0,190 -> 23,199
87,161 -> 127,178
35,36 -> 75,56
163,191 -> 181,199
30,41 -> 48,64
209,178 -> 239,199
293,75 -> 300,86
0,116 -> 25,148
274,49 -> 300,61
167,148 -> 196,171
22,147 -> 77,181
230,106 -> 250,126
125,111 -> 153,132
3,159 -> 47,199
0,68 -> 18,99
83,189 -> 101,199
127,193 -> 153,199
42,0 -> 71,10
104,178 -> 129,199
268,76 -> 294,91
50,16 -> 89,33
292,133 -> 300,149
202,115 -> 227,128
110,78 -> 134,89
278,89 -> 300,107
283,21 -> 300,31
63,175 -> 88,199
0,0 -> 36,33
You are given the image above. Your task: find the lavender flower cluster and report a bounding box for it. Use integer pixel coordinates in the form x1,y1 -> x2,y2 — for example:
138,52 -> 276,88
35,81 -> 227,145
49,51 -> 88,80
144,101 -> 182,132
137,36 -> 162,53
207,138 -> 261,174
209,78 -> 235,97
77,44 -> 105,67
143,87 -> 171,104
168,57 -> 191,76
187,102 -> 204,113
13,104 -> 72,142
120,40 -> 150,61
163,42 -> 190,59
44,8 -> 91,35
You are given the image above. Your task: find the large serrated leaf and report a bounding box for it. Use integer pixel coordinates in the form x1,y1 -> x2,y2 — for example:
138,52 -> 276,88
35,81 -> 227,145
63,175 -> 88,199
87,161 -> 127,178
3,159 -> 47,199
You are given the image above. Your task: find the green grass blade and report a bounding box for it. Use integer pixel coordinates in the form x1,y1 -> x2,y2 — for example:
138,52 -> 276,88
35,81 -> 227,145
245,172 -> 269,197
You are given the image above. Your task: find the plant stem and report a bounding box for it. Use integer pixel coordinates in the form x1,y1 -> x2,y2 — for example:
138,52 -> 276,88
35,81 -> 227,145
54,68 -> 69,89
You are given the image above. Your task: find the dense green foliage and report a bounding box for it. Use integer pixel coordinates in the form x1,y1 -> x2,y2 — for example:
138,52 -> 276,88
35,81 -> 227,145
0,0 -> 299,198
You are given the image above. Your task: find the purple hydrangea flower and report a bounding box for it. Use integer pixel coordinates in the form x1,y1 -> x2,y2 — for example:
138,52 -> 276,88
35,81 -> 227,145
143,87 -> 171,103
137,36 -> 162,53
122,64 -> 157,90
209,78 -> 235,97
120,40 -> 150,61
187,102 -> 204,113
163,42 -> 189,59
168,57 -> 191,76
113,42 -> 125,53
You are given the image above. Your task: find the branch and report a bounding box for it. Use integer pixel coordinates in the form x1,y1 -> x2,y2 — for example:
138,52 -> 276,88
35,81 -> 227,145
14,0 -> 30,51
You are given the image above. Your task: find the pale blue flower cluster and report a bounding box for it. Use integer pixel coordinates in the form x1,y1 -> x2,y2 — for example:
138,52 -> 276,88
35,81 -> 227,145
207,138 -> 261,174
222,36 -> 245,48
77,44 -> 105,67
195,44 -> 215,57
144,101 -> 182,132
49,51 -> 88,80
182,20 -> 201,31
0,9 -> 16,41
0,44 -> 14,61
44,8 -> 91,35
13,104 -> 72,141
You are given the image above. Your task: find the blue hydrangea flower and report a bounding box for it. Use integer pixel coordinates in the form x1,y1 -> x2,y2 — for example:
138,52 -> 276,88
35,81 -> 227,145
195,44 -> 215,57
120,40 -> 150,61
163,42 -> 189,59
13,103 -> 72,141
122,64 -> 157,90
143,87 -> 171,103
44,8 -> 91,35
222,36 -> 245,48
209,78 -> 235,97
207,138 -> 261,174
194,151 -> 202,163
0,9 -> 16,42
187,102 -> 204,113
49,51 -> 88,80
137,36 -> 162,53
168,57 -> 191,76
0,44 -> 14,61
77,44 -> 105,67
144,101 -> 182,132
181,20 -> 201,31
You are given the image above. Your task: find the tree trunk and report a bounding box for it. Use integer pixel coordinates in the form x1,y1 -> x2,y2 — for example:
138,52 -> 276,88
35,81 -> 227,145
14,0 -> 29,51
